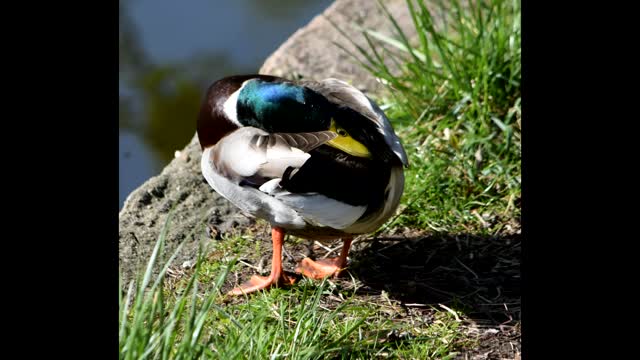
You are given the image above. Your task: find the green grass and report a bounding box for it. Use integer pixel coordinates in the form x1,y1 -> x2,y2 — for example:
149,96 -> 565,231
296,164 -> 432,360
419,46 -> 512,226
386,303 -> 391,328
120,0 -> 520,358
337,0 -> 521,235
120,217 -> 470,359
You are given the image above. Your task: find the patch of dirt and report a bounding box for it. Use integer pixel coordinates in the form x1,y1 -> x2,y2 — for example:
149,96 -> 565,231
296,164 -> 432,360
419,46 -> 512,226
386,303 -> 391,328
350,233 -> 520,324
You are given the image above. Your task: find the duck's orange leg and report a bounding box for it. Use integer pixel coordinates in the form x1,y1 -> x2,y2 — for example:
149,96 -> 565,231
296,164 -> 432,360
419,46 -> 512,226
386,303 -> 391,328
296,237 -> 353,279
228,227 -> 295,295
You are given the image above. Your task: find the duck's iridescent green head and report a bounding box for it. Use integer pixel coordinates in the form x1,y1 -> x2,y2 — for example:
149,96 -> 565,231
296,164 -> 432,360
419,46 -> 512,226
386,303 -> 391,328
236,79 -> 332,133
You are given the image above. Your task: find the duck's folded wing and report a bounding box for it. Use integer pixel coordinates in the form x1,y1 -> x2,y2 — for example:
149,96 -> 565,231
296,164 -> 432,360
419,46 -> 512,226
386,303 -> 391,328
212,126 -> 336,182
303,78 -> 409,167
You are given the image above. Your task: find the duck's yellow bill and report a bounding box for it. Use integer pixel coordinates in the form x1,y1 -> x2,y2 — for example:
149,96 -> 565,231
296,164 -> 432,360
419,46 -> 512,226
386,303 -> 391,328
326,119 -> 372,158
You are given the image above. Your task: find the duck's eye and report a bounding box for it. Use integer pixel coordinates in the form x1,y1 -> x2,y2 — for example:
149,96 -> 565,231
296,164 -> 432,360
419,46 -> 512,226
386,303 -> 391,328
337,128 -> 348,137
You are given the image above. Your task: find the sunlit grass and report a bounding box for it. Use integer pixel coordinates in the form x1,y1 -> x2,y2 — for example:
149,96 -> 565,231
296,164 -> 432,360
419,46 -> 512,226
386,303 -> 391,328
335,0 -> 521,235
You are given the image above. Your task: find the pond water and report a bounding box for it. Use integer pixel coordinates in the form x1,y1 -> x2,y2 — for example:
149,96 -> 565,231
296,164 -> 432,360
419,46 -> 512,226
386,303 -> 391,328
119,0 -> 332,208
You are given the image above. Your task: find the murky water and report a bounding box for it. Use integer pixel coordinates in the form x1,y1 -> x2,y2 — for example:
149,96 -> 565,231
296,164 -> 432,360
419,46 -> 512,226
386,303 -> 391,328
119,0 -> 332,208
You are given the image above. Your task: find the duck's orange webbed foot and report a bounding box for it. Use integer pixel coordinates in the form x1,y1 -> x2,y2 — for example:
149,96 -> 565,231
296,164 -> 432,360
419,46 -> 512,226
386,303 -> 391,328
295,237 -> 353,279
228,273 -> 296,295
227,226 -> 296,296
295,257 -> 346,279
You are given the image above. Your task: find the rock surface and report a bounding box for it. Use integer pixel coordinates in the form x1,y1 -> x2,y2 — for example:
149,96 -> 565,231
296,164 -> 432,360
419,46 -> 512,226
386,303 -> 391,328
119,0 -> 417,282
260,0 -> 417,92
118,134 -> 254,283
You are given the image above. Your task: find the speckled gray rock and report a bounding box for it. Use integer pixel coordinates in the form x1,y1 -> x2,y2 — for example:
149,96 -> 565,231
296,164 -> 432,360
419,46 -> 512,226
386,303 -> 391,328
118,134 -> 253,283
119,0 -> 420,283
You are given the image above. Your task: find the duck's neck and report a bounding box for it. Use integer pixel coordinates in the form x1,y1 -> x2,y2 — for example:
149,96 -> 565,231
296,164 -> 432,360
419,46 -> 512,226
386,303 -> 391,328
197,98 -> 237,150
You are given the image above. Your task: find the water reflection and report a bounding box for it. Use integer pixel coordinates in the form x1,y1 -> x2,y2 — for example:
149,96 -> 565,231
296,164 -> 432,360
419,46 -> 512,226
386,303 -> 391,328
119,0 -> 332,208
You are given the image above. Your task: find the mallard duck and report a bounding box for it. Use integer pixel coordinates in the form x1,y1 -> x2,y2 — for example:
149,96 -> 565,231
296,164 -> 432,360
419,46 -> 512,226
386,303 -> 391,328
197,74 -> 408,295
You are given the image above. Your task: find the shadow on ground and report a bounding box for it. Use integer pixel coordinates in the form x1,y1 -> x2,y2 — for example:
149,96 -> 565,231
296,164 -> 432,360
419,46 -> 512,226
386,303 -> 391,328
223,225 -> 521,327
346,233 -> 521,326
